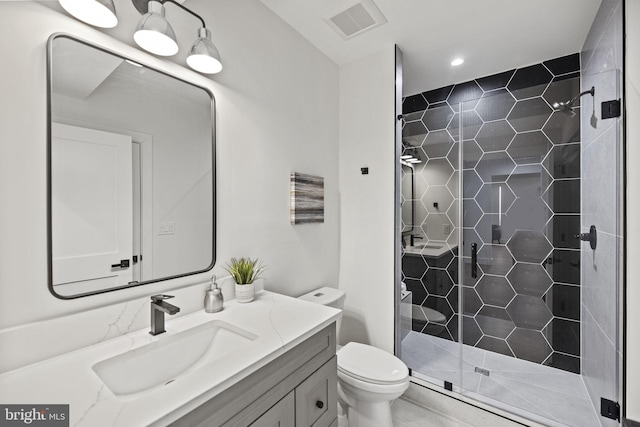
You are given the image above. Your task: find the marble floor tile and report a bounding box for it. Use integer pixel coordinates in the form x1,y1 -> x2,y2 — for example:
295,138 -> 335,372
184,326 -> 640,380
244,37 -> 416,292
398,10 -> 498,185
403,332 -> 602,427
391,397 -> 473,427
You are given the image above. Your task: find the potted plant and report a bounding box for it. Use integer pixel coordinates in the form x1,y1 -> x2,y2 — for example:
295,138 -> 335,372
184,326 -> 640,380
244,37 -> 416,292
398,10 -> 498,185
225,257 -> 265,303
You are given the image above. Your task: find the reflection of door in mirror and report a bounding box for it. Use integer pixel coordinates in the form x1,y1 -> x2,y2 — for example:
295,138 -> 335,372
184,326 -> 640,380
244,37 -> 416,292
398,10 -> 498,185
401,163 -> 414,233
52,123 -> 134,295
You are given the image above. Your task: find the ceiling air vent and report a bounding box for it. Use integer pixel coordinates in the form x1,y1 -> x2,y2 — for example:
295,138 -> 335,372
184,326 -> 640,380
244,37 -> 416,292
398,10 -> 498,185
323,0 -> 387,40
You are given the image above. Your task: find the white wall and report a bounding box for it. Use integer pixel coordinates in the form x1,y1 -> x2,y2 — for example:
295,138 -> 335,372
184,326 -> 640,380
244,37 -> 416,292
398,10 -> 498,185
625,0 -> 640,420
0,0 -> 339,370
338,47 -> 396,352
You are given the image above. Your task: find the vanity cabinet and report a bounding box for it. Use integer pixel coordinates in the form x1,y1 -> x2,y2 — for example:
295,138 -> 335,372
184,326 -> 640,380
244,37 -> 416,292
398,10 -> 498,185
170,323 -> 337,427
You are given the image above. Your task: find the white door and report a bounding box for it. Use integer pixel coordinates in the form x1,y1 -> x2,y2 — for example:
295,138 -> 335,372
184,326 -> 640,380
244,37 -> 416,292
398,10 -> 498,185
51,123 -> 133,295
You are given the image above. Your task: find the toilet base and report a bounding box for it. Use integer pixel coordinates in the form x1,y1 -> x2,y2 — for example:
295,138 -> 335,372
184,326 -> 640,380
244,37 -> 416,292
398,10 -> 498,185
344,400 -> 393,427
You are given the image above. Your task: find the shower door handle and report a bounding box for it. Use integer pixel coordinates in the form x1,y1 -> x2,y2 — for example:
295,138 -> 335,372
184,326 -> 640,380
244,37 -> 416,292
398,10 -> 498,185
471,243 -> 478,278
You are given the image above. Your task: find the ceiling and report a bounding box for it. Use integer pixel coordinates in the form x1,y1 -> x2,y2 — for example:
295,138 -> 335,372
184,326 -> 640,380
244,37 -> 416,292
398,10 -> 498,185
259,0 -> 602,96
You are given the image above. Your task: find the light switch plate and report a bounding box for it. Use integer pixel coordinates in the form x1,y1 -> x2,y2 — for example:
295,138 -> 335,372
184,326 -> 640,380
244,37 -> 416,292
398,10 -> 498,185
158,222 -> 175,235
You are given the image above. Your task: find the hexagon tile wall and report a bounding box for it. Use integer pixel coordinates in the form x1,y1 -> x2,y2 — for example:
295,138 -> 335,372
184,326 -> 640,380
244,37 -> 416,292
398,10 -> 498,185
401,53 -> 581,374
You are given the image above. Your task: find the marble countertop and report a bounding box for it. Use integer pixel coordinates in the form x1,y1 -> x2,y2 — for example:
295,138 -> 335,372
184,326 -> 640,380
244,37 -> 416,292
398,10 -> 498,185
0,291 -> 340,426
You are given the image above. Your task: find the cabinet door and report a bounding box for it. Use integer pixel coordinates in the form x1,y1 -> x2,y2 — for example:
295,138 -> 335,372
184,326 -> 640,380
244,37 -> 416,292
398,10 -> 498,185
295,357 -> 337,427
250,392 -> 294,427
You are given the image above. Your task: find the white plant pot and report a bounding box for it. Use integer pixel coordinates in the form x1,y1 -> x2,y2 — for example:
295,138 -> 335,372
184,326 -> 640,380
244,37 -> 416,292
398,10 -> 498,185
235,282 -> 255,303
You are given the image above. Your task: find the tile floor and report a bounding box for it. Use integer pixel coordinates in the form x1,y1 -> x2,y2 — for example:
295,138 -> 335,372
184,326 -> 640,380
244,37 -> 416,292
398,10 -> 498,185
391,397 -> 473,427
401,331 -> 602,427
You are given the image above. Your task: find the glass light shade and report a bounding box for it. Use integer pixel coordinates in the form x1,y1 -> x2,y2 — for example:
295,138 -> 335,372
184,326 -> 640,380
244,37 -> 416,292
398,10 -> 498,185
59,0 -> 118,28
187,28 -> 223,74
133,1 -> 178,56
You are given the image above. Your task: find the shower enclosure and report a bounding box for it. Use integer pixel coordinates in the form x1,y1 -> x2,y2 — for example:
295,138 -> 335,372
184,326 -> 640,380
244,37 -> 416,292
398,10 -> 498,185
397,44 -> 623,427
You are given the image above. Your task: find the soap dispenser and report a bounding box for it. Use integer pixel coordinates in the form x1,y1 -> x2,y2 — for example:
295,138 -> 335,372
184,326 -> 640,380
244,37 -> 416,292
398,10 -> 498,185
204,276 -> 224,313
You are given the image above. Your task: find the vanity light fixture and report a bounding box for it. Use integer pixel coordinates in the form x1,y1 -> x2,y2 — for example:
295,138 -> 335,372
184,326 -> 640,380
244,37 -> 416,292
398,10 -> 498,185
58,0 -> 118,28
133,0 -> 179,56
57,0 -> 223,74
450,58 -> 464,67
133,0 -> 223,73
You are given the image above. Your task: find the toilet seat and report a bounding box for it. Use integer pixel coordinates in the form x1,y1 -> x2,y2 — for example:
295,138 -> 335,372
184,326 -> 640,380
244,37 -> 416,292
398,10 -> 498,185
337,342 -> 409,386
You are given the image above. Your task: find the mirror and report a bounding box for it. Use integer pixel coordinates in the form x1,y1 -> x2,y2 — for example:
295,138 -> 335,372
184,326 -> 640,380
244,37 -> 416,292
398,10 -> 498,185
47,34 -> 215,298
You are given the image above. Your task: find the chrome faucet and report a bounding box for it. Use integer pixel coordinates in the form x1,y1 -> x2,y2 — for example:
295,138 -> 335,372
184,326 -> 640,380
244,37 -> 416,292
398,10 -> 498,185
149,294 -> 180,336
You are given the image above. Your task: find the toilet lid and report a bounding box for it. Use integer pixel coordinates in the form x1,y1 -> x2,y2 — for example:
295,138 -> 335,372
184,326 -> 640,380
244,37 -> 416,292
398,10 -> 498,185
337,342 -> 408,385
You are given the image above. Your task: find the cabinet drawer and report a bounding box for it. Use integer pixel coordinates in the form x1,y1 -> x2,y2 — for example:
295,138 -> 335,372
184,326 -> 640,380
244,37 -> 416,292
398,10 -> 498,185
295,356 -> 337,427
250,392 -> 294,427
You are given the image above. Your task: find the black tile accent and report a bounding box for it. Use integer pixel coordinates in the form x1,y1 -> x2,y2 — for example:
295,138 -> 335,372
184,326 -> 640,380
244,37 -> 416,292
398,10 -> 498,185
476,69 -> 516,92
475,152 -> 515,183
543,352 -> 580,374
543,75 -> 581,110
507,230 -> 552,263
477,245 -> 515,276
422,104 -> 455,131
445,314 -> 458,342
476,306 -> 516,339
463,200 -> 483,227
507,98 -> 553,132
546,318 -> 580,356
425,295 -> 454,320
476,183 -> 515,214
544,144 -> 581,179
402,111 -> 424,123
448,81 -> 483,111
402,254 -> 428,279
547,215 -> 580,249
423,130 -> 454,158
476,276 -> 515,307
425,249 -> 455,268
404,277 -> 427,305
476,89 -> 517,122
423,86 -> 454,104
507,328 -> 553,364
477,336 -> 514,357
463,169 -> 483,197
462,315 -> 483,346
507,64 -> 553,99
507,164 -> 552,197
423,268 -> 454,296
461,110 -> 483,140
462,140 -> 483,169
476,120 -> 515,152
549,283 -> 580,320
463,286 -> 483,316
507,131 -> 553,165
447,285 -> 458,313
507,294 -> 553,330
476,214 -> 515,245
403,94 -> 428,114
508,263 -> 552,297
547,249 -> 581,285
543,53 -> 580,76
544,110 -> 581,144
546,179 -> 580,214
402,120 -> 427,138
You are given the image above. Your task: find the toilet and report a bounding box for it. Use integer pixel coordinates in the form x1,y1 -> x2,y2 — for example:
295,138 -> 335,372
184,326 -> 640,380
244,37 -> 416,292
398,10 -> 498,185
299,287 -> 410,427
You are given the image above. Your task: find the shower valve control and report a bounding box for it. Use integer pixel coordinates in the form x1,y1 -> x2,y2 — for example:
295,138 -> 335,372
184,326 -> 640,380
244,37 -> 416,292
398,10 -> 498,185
575,225 -> 597,250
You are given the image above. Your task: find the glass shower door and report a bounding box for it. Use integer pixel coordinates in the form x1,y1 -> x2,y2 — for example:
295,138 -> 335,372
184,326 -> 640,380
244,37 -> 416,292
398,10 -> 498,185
457,66 -> 622,426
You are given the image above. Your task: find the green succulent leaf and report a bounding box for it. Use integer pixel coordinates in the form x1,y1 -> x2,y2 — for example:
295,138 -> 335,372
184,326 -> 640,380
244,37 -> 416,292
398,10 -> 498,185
224,257 -> 265,284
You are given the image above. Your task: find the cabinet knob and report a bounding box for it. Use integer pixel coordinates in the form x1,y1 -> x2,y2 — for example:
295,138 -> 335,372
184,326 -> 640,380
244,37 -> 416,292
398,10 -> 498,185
315,400 -> 324,409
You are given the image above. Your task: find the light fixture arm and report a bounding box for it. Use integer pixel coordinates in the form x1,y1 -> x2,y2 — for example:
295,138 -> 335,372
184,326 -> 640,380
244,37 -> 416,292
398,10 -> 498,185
160,0 -> 206,28
133,0 -> 206,28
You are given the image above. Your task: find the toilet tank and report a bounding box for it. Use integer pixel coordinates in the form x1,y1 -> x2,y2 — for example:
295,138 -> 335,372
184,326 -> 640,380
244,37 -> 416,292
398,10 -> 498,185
298,287 -> 346,336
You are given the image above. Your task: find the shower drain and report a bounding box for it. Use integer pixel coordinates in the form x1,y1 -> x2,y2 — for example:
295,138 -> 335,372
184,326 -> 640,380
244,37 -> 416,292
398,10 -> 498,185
474,367 -> 490,376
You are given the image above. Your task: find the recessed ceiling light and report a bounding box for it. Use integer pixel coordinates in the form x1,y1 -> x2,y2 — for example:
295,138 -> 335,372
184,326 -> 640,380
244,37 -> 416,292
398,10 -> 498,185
451,58 -> 464,67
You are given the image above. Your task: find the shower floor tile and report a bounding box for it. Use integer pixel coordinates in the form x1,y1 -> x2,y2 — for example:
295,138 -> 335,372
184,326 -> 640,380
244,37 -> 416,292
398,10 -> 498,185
401,331 -> 601,427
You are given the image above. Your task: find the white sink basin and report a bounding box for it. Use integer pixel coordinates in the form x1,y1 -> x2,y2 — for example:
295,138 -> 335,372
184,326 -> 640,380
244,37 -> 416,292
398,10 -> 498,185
92,320 -> 258,397
413,243 -> 443,250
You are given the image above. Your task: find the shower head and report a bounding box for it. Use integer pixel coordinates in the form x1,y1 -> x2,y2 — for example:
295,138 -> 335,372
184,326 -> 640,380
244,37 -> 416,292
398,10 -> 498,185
552,86 -> 595,117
